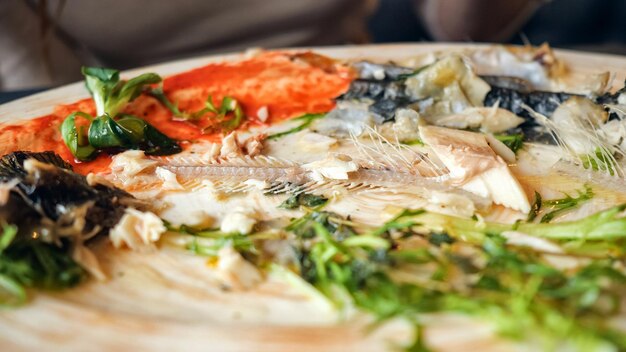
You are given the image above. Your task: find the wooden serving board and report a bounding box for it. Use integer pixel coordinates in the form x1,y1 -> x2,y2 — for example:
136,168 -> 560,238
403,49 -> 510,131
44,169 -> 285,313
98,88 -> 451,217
1,44 -> 625,352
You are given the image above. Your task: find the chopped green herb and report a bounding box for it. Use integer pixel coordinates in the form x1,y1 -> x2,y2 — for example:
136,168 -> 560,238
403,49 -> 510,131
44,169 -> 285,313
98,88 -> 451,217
400,138 -> 424,146
494,133 -> 524,154
165,189 -> 626,350
151,88 -> 246,132
266,113 -> 325,140
150,87 -> 187,118
427,232 -> 454,246
404,324 -> 432,352
285,208 -> 626,350
205,96 -> 246,133
60,112 -> 97,161
165,223 -> 264,258
279,193 -> 328,210
391,202 -> 626,242
540,185 -> 593,223
0,223 -> 87,306
395,64 -> 431,81
169,203 -> 626,350
0,223 -> 17,253
286,210 -> 356,240
187,234 -> 256,257
582,147 -> 617,176
527,191 -> 542,222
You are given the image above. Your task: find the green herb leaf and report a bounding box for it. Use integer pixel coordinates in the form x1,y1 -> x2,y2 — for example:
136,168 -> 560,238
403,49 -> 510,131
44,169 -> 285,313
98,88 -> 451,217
395,64 -> 431,81
60,112 -> 97,161
171,202 -> 626,350
88,113 -> 133,149
0,273 -> 26,306
266,113 -> 325,140
82,67 -> 119,116
83,66 -> 161,117
0,224 -> 86,306
0,223 -> 17,254
428,232 -> 454,246
279,193 -> 328,210
151,89 -> 246,132
494,133 -> 524,154
286,209 -> 626,350
62,67 -> 180,160
150,87 -> 187,117
187,234 -> 256,257
389,202 -> 626,242
139,119 -> 183,155
165,223 -> 260,259
86,114 -> 181,156
582,147 -> 617,176
287,211 -> 355,240
216,96 -> 245,133
527,191 -> 542,222
540,185 -> 593,223
400,138 -> 424,146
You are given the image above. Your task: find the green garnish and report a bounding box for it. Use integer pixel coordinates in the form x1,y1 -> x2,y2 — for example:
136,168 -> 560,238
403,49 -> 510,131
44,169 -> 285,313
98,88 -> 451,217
60,112 -> 97,161
61,67 -> 181,161
87,114 -> 180,155
286,210 -> 356,240
168,204 -> 626,350
165,223 -> 281,260
400,138 -> 424,146
0,223 -> 86,306
83,67 -> 161,117
151,88 -> 246,132
202,96 -> 245,133
527,191 -> 542,222
582,147 -> 617,176
285,207 -> 626,350
395,64 -> 431,81
526,186 -> 593,223
279,193 -> 328,210
150,87 -> 187,118
540,185 -> 593,223
494,133 -> 524,154
187,233 -> 256,257
266,113 -> 325,140
387,203 -> 626,243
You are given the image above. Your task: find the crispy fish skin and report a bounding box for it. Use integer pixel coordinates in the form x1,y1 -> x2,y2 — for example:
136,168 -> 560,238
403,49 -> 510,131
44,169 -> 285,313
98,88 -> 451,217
0,151 -> 135,239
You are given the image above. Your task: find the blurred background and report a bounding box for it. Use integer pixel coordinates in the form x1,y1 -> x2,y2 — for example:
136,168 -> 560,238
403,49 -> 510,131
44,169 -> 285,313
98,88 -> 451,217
2,0 -> 626,101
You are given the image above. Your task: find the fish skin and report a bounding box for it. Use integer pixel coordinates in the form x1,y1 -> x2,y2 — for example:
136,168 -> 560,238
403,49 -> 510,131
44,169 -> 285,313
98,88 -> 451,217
0,151 -> 135,238
483,86 -> 573,121
0,150 -> 73,181
479,75 -> 534,93
337,61 -> 417,122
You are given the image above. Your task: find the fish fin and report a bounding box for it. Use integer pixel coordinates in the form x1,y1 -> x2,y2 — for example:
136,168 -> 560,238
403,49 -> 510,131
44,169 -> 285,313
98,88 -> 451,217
0,151 -> 73,181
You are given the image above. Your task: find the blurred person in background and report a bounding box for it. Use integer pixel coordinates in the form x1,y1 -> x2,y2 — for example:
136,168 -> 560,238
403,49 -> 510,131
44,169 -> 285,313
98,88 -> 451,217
2,0 -> 625,93
0,0 -> 375,91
